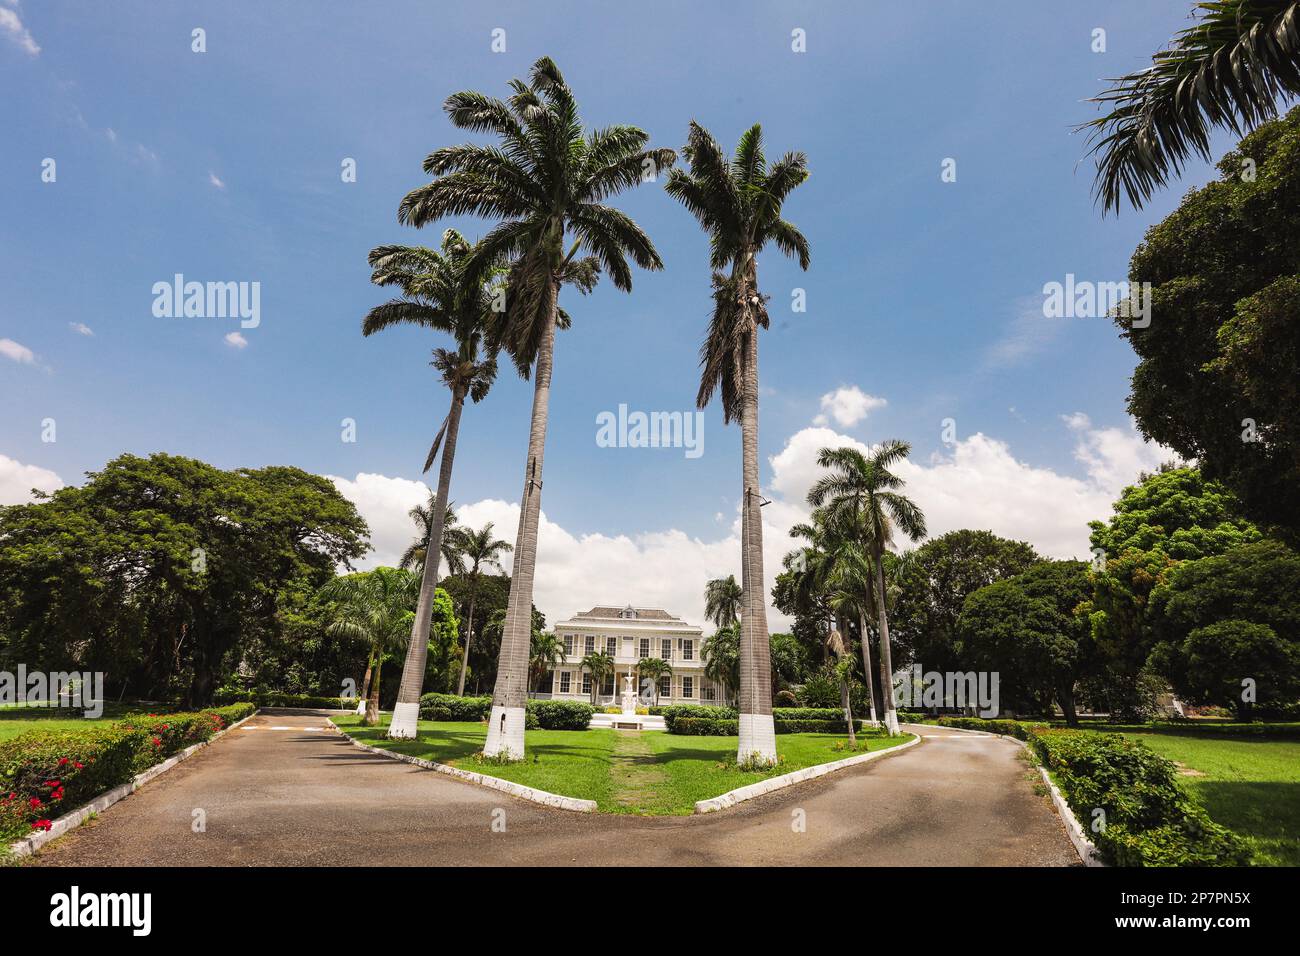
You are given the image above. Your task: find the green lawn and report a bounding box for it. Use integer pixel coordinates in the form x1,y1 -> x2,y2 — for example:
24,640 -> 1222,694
0,704 -> 129,743
1063,720 -> 1300,866
331,715 -> 913,815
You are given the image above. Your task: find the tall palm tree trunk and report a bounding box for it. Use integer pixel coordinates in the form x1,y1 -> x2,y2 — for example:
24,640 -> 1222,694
388,384 -> 466,738
484,281 -> 559,759
455,580 -> 478,696
857,610 -> 879,727
359,644 -> 376,704
872,549 -> 900,735
365,658 -> 382,726
736,264 -> 777,765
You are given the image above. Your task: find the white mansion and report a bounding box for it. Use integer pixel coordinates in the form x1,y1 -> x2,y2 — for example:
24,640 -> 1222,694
541,605 -> 726,707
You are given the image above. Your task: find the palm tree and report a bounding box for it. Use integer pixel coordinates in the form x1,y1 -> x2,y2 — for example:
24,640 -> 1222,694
1082,0 -> 1300,213
363,228 -> 500,740
529,630 -> 566,692
452,521 -> 513,696
399,496 -> 465,575
635,657 -> 672,705
702,625 -> 740,707
789,511 -> 879,727
399,57 -> 674,759
667,121 -> 809,765
808,443 -> 927,735
825,624 -> 857,747
703,574 -> 742,629
319,568 -> 421,726
580,651 -> 616,706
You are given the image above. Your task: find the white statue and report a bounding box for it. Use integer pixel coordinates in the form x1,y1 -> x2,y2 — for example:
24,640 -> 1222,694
620,673 -> 637,715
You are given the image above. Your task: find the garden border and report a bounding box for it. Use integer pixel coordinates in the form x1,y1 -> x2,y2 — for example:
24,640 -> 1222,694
692,732 -> 921,813
7,708 -> 260,859
326,719 -> 599,813
902,721 -> 1104,867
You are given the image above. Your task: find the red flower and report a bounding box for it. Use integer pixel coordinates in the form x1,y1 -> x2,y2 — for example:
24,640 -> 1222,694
58,757 -> 69,766
73,762 -> 84,770
28,797 -> 41,809
45,781 -> 60,788
33,819 -> 52,832
151,737 -> 162,747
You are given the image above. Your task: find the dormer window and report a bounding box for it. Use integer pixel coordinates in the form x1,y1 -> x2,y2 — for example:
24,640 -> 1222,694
620,605 -> 637,620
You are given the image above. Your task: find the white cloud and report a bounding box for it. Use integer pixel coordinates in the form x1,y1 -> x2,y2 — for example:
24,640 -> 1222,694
326,409 -> 1174,633
812,385 -> 886,427
0,454 -> 62,505
0,3 -> 40,56
0,338 -> 36,364
208,171 -> 225,189
224,331 -> 248,349
69,322 -> 94,337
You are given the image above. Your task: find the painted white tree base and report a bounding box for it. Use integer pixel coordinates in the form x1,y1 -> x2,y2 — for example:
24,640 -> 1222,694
737,712 -> 778,765
386,701 -> 420,739
483,705 -> 526,759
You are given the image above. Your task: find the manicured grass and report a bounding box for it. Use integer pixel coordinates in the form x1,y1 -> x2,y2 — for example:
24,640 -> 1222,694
1060,720 -> 1299,866
0,704 -> 128,742
1118,732 -> 1300,866
331,715 -> 913,815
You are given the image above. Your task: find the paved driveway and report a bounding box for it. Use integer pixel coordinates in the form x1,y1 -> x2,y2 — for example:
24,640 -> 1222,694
31,711 -> 1078,866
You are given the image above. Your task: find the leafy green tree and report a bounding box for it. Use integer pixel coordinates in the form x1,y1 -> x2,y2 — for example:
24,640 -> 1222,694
400,57 -> 672,759
529,630 -> 566,692
1148,540 -> 1300,716
319,568 -> 421,725
1082,1 -> 1300,213
364,228 -> 501,739
958,561 -> 1095,725
0,454 -> 367,706
1084,467 -> 1261,718
889,530 -> 1039,675
768,633 -> 809,691
635,657 -> 672,704
579,650 -> 615,705
667,121 -> 809,764
702,625 -> 740,706
1119,108 -> 1300,532
447,523 -> 512,695
704,575 -> 742,629
808,443 -> 927,735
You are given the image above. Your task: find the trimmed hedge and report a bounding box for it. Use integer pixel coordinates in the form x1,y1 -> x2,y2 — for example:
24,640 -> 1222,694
670,716 -> 878,736
0,703 -> 256,843
214,690 -> 359,709
931,717 -> 1250,867
417,693 -> 595,730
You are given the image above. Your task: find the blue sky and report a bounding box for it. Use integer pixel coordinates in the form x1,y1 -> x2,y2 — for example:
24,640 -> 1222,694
0,2 -> 1234,625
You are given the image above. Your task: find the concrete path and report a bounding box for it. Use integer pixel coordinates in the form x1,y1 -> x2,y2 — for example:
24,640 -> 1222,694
31,712 -> 1078,867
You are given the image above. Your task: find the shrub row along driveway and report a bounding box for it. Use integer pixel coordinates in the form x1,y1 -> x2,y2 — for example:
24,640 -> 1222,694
31,711 -> 1078,866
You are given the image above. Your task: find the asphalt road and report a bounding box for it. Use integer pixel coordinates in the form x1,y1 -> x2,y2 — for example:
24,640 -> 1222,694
31,710 -> 1079,867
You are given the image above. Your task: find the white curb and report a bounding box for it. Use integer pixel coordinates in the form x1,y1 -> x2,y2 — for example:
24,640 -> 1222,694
901,721 -> 1105,867
7,708 -> 260,858
693,733 -> 921,814
328,720 -> 598,813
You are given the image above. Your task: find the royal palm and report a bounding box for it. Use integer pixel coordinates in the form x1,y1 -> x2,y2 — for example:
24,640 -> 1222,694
452,521 -> 512,696
666,122 -> 810,763
809,443 -> 926,735
362,229 -> 499,739
399,57 -> 674,757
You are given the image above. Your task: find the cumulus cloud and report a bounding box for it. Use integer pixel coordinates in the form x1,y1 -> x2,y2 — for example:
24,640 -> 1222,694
812,385 -> 886,427
224,331 -> 248,349
0,2 -> 40,56
0,454 -> 62,505
327,406 -> 1174,632
0,338 -> 36,364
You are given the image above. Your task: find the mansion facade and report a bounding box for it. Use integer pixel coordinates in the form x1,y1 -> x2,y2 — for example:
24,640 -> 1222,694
541,605 -> 726,707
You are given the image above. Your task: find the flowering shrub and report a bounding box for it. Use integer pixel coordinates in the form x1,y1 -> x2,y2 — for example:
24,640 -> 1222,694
0,703 -> 255,844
